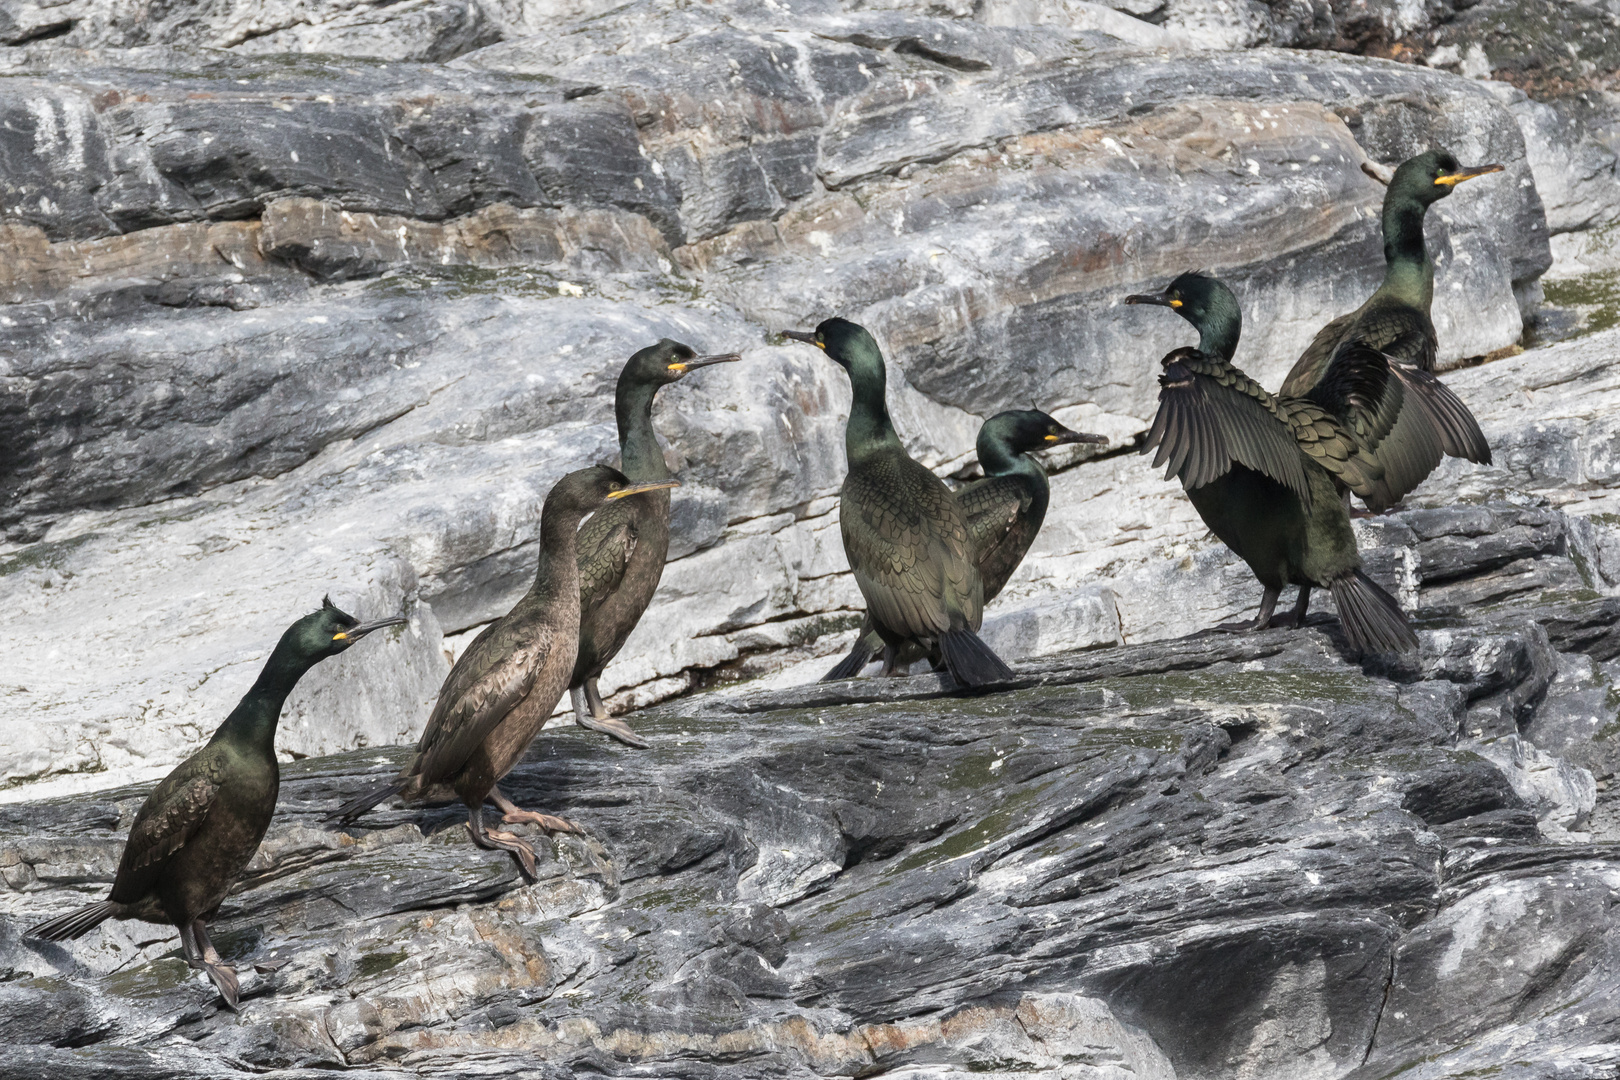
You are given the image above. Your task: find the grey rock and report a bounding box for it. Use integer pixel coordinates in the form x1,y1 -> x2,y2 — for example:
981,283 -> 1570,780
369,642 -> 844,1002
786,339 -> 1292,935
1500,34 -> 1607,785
1,602 -> 1617,1077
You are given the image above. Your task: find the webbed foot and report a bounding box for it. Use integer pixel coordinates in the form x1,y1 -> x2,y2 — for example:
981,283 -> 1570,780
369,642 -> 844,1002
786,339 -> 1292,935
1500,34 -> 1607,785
1216,616 -> 1272,633
466,816 -> 540,881
205,962 -> 241,1010
490,786 -> 583,835
574,713 -> 650,749
1215,586 -> 1282,634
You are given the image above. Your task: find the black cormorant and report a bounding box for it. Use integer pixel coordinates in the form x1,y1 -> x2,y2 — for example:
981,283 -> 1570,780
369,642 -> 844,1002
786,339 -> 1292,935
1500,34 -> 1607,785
332,467 -> 676,878
1126,272 -> 1418,653
823,409 -> 1104,680
570,340 -> 739,748
30,599 -> 406,1008
1279,150 -> 1497,508
785,318 -> 1015,687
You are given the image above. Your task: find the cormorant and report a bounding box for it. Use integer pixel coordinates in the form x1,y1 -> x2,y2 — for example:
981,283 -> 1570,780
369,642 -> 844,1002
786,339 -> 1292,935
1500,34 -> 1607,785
1278,150 -> 1497,508
823,409 -> 1105,680
1126,271 -> 1418,654
785,318 -> 1015,687
570,340 -> 739,749
332,466 -> 676,879
30,599 -> 406,1009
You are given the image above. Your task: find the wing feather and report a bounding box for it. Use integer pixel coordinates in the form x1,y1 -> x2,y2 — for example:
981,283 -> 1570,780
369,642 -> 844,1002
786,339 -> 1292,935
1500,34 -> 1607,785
577,503 -> 638,614
121,771 -> 221,874
412,624 -> 550,783
1395,364 -> 1491,464
1145,349 -> 1312,506
842,453 -> 974,640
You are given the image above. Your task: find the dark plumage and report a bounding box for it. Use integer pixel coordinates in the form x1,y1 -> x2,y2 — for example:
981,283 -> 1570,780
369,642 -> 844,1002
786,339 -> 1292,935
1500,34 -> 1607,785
569,339 -> 739,748
824,409 -> 1105,680
30,599 -> 405,1008
332,466 -> 677,879
786,318 -> 1015,687
1126,271 -> 1418,654
1279,150 -> 1497,508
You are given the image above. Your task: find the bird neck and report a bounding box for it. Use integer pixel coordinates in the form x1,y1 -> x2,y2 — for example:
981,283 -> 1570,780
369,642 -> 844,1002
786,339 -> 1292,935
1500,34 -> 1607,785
531,504 -> 585,602
616,378 -> 671,482
1196,315 -> 1240,363
843,353 -> 901,459
1378,193 -> 1435,310
978,445 -> 1049,516
212,642 -> 316,755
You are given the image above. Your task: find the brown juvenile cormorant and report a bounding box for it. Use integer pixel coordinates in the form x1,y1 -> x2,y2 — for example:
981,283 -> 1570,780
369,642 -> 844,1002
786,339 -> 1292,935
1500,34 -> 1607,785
823,409 -> 1105,680
1279,150 -> 1497,507
29,599 -> 406,1008
332,466 -> 676,879
785,318 -> 1015,686
570,340 -> 739,748
1126,271 -> 1418,654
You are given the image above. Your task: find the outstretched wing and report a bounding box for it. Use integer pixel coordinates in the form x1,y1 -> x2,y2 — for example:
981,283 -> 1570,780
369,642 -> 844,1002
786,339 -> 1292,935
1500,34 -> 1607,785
1282,398 -> 1385,502
1144,348 -> 1313,507
958,475 -> 1030,558
1307,339 -> 1488,510
1279,300 -> 1437,399
1355,314 -> 1436,371
841,453 -> 977,640
1394,363 -> 1491,464
577,501 -> 639,614
411,619 -> 552,783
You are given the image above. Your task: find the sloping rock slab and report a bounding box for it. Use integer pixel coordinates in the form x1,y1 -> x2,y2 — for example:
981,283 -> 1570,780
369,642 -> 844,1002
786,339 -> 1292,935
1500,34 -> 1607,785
2,594 -> 1617,1078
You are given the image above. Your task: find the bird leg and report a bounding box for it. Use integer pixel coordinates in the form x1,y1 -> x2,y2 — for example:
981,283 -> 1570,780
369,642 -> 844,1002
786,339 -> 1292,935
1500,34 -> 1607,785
489,786 -> 582,835
466,807 -> 539,882
178,921 -> 204,969
880,645 -> 912,678
1269,586 -> 1312,629
1217,586 -> 1281,633
571,679 -> 649,749
190,920 -> 240,1010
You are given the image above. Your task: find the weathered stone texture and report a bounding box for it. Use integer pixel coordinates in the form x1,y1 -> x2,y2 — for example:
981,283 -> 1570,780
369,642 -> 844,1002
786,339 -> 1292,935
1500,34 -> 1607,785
0,2 -> 1616,1074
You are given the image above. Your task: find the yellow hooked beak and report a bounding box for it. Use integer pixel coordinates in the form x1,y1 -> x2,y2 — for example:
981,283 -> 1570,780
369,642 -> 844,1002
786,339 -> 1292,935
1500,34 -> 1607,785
1044,428 -> 1109,446
667,353 -> 742,375
332,615 -> 408,642
1124,290 -> 1181,309
606,479 -> 681,500
1435,163 -> 1504,187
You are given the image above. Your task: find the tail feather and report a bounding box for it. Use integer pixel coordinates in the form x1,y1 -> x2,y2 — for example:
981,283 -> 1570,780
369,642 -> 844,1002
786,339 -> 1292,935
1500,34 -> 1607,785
329,778 -> 408,825
1330,569 -> 1419,655
30,900 -> 118,941
822,630 -> 881,682
939,628 -> 1015,688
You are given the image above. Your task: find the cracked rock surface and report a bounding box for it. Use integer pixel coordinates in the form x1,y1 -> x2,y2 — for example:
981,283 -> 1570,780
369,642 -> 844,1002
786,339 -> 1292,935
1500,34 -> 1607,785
3,588 -> 1620,1078
0,0 -> 1619,1075
6,0 -> 1616,798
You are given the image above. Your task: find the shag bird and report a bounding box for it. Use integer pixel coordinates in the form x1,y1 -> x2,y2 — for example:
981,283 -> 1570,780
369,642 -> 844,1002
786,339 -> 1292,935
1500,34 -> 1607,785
570,340 -> 739,748
1278,150 -> 1497,508
30,599 -> 405,1008
785,318 -> 1015,687
823,409 -> 1106,680
1126,271 -> 1419,654
332,466 -> 676,879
